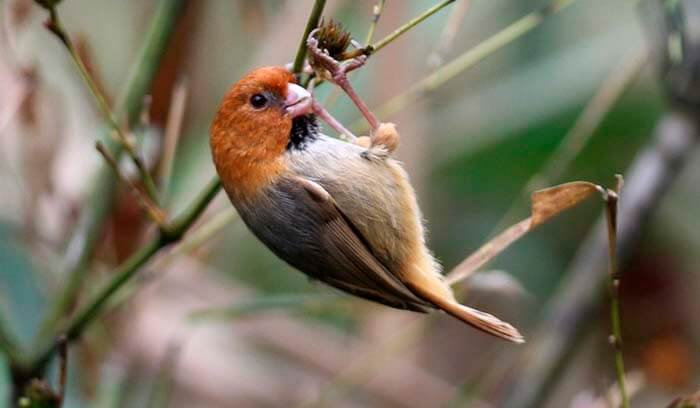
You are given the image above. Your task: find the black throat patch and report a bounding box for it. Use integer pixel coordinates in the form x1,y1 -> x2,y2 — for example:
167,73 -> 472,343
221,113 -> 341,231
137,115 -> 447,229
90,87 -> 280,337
287,115 -> 319,151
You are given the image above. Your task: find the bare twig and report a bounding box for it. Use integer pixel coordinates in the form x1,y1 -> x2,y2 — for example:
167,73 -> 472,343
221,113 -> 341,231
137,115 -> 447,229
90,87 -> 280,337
367,0 -> 455,56
32,0 -> 187,368
292,0 -> 327,74
603,175 -> 629,408
95,142 -> 167,226
427,0 -> 471,67
364,0 -> 386,46
354,0 -> 580,132
158,77 -> 189,199
503,111 -> 700,407
39,2 -> 160,203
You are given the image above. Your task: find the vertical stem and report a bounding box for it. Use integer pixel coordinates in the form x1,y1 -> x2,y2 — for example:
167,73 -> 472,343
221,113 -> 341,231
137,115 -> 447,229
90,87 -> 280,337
292,0 -> 327,74
604,178 -> 629,408
364,0 -> 386,46
36,0 -> 187,344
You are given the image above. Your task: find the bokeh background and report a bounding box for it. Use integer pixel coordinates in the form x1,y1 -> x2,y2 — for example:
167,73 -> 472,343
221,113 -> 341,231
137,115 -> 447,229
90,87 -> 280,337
1,0 -> 699,406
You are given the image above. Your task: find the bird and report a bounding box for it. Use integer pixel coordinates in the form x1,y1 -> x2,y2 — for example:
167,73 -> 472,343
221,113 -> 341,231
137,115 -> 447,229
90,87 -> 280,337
210,66 -> 523,343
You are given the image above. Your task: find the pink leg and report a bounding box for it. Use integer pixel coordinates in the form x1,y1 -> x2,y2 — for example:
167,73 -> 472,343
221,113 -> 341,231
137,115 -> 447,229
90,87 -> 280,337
307,34 -> 380,132
311,101 -> 357,142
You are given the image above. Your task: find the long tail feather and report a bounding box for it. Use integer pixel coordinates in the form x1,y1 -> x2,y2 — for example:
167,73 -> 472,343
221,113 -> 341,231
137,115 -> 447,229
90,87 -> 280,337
406,281 -> 525,343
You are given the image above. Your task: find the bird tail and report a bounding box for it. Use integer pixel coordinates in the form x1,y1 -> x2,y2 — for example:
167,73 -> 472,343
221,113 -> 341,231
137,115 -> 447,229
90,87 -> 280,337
405,281 -> 525,344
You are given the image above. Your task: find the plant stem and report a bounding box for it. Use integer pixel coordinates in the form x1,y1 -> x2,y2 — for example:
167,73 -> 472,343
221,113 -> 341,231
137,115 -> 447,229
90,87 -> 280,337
35,0 -> 186,345
32,176 -> 221,373
604,177 -> 629,408
369,0 -> 454,55
292,0 -> 327,74
355,0 -> 579,131
43,4 -> 159,203
364,0 -> 386,46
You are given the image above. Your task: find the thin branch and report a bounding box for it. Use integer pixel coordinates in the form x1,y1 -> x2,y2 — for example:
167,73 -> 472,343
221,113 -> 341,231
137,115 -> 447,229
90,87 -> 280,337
364,0 -> 386,46
354,0 -> 580,131
292,0 -> 327,74
158,77 -> 189,200
428,0 -> 471,67
41,3 -> 160,203
162,176 -> 222,241
95,142 -> 167,227
368,0 -> 455,55
603,175 -> 629,408
35,0 -> 187,351
31,176 -> 221,373
503,111 -> 700,407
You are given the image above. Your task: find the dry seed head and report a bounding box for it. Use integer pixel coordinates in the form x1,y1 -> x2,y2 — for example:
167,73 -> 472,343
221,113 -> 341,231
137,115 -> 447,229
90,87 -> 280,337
313,18 -> 352,59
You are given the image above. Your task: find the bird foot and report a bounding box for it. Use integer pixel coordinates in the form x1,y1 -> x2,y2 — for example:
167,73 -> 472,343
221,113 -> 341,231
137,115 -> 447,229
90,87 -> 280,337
306,30 -> 380,131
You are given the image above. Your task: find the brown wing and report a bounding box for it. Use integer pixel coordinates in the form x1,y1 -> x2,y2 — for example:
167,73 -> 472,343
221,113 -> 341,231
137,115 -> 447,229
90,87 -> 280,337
289,176 -> 432,312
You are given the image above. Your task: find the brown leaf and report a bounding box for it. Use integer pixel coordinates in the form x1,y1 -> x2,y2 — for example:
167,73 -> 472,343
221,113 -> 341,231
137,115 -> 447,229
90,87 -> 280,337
446,181 -> 600,285
531,181 -> 599,227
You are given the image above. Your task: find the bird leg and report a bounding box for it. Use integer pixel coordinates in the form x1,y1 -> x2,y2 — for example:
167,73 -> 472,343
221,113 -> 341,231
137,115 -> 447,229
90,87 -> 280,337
307,34 -> 398,160
307,33 -> 380,132
311,100 -> 357,142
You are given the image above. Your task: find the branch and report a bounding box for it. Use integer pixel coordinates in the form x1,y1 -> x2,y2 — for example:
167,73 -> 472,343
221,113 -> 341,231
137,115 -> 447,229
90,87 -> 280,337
95,141 -> 167,227
292,0 -> 327,74
603,176 -> 629,408
31,176 -> 221,373
368,0 -> 455,55
503,111 -> 700,408
35,0 -> 187,348
364,0 -> 386,46
41,2 -> 160,203
353,0 -> 580,131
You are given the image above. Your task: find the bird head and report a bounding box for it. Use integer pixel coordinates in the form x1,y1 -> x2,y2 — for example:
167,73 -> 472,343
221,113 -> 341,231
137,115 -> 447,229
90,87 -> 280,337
210,66 -> 313,199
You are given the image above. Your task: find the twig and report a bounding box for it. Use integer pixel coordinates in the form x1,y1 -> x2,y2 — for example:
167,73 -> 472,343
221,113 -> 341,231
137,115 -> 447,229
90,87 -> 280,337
34,0 -> 186,357
39,2 -> 160,204
158,77 -> 189,200
292,0 -> 327,74
368,0 -> 455,56
602,175 -> 629,408
354,0 -> 580,132
30,175 -> 218,373
364,0 -> 386,46
95,142 -> 167,226
503,111 -> 700,407
428,0 -> 471,67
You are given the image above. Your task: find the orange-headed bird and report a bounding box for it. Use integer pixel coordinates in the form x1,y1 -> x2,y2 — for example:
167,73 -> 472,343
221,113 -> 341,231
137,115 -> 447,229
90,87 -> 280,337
210,66 -> 523,343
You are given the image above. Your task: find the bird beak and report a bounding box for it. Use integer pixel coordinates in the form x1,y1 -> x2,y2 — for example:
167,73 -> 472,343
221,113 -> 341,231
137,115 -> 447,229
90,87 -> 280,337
284,83 -> 313,118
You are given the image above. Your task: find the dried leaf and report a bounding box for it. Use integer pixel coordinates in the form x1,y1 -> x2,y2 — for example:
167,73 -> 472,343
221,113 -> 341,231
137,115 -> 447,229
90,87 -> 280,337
531,181 -> 599,227
446,181 -> 600,285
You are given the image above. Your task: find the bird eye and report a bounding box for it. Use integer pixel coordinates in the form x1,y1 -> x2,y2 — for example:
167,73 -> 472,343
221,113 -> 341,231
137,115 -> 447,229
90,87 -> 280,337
250,93 -> 268,109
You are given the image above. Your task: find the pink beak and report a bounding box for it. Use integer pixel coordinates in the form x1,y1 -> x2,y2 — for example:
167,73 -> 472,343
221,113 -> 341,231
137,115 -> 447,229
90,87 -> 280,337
284,83 -> 313,118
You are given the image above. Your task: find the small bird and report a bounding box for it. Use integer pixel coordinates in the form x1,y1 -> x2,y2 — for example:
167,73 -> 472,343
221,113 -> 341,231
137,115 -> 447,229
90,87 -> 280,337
210,66 -> 523,343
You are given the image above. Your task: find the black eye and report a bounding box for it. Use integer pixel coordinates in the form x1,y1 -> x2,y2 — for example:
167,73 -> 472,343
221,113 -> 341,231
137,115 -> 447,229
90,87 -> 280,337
250,93 -> 268,109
